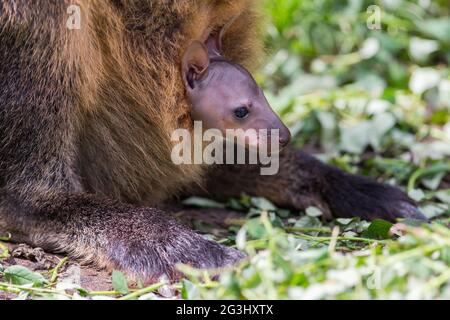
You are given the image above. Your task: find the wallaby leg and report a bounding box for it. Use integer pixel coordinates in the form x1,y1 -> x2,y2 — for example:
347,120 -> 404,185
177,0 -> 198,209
0,192 -> 243,280
201,147 -> 426,222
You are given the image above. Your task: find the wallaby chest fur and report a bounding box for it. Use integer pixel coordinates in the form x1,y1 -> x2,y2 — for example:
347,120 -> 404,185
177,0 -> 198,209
0,0 -> 263,204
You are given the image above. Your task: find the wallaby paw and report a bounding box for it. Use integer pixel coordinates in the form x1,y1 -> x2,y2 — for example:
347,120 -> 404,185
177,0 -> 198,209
322,170 -> 427,222
106,223 -> 246,282
394,201 -> 427,220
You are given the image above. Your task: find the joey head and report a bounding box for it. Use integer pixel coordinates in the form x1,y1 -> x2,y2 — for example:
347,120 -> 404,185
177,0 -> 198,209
181,39 -> 291,150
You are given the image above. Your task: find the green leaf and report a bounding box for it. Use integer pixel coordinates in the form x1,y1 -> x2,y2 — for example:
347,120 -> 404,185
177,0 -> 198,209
340,121 -> 372,154
277,209 -> 291,218
420,203 -> 449,219
435,189 -> 450,204
181,279 -> 200,300
416,18 -> 450,43
369,113 -> 396,151
250,197 -> 277,211
363,219 -> 393,239
112,270 -> 129,295
227,198 -> 245,211
268,212 -> 284,228
245,218 -> 267,239
76,287 -> 90,297
408,188 -> 426,202
306,206 -> 323,217
335,218 -> 355,226
409,37 -> 439,63
421,172 -> 445,191
295,216 -> 322,229
182,197 -> 225,209
4,265 -> 46,286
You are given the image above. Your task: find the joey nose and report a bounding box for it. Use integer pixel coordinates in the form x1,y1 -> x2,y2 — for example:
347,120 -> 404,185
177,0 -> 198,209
279,135 -> 290,148
279,128 -> 291,148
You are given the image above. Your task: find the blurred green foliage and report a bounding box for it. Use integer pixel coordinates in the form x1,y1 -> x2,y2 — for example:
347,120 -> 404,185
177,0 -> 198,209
258,0 -> 450,218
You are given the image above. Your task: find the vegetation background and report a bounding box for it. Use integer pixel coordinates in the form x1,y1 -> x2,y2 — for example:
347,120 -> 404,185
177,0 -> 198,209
1,0 -> 449,299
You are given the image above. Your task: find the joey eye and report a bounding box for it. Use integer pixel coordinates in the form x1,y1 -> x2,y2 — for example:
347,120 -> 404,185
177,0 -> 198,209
234,106 -> 249,119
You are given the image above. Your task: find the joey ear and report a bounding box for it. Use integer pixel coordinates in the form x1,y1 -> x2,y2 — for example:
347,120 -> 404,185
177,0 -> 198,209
206,14 -> 241,56
205,30 -> 222,57
182,41 -> 210,90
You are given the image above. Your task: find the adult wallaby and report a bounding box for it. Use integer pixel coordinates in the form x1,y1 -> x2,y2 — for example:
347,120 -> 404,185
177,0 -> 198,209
0,0 -> 424,282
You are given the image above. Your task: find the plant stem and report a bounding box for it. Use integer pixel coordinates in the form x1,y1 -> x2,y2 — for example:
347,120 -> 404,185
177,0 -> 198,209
382,244 -> 443,265
294,233 -> 387,244
287,227 -> 332,234
87,290 -> 123,296
0,242 -> 9,259
426,269 -> 450,291
118,283 -> 164,300
0,282 -> 72,298
49,257 -> 69,283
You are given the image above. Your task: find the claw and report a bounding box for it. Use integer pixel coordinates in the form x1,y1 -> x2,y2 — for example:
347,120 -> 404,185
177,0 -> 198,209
398,202 -> 428,221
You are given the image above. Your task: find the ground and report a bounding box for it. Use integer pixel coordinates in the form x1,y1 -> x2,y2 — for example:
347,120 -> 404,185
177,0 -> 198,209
1,199 -> 449,299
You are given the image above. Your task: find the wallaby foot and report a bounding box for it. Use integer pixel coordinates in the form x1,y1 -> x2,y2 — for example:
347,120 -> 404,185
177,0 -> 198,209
1,193 -> 245,282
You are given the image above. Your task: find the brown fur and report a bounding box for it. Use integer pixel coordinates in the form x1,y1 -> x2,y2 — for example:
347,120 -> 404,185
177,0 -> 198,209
1,0 -> 264,203
74,0 -> 265,204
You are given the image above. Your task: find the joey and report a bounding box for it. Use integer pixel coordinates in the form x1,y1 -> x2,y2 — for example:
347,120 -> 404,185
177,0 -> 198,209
181,36 -> 291,149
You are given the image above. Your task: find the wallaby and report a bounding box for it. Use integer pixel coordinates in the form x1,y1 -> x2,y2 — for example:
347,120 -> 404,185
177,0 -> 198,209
0,0 -> 425,282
